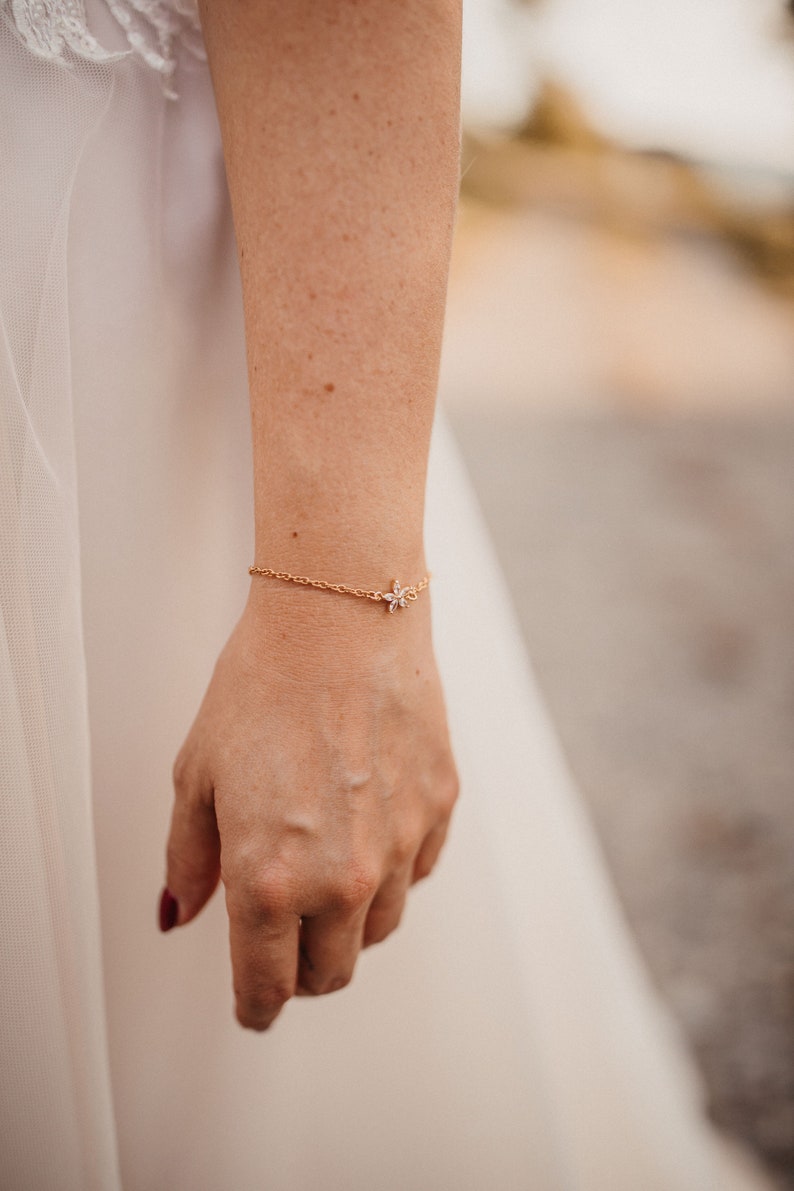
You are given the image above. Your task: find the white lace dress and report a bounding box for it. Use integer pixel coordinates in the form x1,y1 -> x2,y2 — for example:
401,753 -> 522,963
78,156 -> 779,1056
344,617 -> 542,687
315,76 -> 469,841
0,2 -> 773,1189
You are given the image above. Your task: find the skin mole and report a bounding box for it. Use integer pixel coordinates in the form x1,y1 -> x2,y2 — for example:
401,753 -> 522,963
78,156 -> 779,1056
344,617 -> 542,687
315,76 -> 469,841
324,382 -> 335,392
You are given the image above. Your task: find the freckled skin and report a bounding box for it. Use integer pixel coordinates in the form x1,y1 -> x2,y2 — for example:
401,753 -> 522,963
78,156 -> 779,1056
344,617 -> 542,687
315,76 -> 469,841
168,0 -> 463,1031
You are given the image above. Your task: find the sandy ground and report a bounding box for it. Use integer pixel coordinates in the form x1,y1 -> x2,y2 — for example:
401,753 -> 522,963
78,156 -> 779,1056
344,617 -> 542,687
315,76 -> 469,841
440,202 -> 794,1186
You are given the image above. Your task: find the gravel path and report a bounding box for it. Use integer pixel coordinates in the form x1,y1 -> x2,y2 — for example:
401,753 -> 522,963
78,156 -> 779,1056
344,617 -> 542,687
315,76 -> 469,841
449,410 -> 794,1188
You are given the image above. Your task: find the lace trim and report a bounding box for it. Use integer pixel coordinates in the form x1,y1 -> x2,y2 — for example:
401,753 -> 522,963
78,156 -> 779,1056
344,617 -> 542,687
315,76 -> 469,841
1,0 -> 206,97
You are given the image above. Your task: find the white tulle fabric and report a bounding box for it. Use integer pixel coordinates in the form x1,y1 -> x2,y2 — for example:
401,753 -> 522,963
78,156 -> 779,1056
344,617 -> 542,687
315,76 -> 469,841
0,3 -> 772,1189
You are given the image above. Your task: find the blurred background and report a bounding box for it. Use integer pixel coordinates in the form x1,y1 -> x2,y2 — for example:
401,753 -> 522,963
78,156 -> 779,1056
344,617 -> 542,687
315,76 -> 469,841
439,0 -> 794,1185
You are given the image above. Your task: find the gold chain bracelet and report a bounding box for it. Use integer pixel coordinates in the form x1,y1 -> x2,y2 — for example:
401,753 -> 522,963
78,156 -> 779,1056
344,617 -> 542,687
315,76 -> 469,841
248,565 -> 430,613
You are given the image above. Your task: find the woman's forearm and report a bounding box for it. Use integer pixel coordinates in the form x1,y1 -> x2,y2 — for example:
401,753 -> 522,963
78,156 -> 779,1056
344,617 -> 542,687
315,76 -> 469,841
167,3 -> 463,1016
198,0 -> 462,584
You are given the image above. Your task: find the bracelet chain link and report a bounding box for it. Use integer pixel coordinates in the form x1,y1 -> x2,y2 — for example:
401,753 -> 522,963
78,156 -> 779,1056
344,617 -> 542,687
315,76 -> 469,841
248,566 -> 430,612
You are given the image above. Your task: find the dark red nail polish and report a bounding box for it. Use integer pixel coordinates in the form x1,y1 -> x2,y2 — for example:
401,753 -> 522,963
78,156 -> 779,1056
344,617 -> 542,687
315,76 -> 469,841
159,887 -> 179,932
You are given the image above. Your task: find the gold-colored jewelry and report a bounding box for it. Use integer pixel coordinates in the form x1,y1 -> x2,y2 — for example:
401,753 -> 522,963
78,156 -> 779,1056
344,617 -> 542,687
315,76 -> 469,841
248,566 -> 430,613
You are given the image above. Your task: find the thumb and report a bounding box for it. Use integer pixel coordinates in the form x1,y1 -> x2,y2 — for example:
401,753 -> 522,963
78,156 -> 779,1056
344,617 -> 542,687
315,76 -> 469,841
160,764 -> 221,931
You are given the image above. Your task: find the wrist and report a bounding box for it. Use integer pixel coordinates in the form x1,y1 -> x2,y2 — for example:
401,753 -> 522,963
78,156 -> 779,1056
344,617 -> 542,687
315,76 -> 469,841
251,436 -> 429,579
242,555 -> 433,677
251,524 -> 427,594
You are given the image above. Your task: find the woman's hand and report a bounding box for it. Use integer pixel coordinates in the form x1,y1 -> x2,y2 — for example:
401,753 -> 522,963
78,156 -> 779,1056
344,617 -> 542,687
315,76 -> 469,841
177,0 -> 462,1035
162,579 -> 459,1031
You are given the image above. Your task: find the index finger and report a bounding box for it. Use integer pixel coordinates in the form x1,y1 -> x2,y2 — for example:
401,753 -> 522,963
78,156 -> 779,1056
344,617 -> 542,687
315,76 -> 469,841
226,891 -> 300,1031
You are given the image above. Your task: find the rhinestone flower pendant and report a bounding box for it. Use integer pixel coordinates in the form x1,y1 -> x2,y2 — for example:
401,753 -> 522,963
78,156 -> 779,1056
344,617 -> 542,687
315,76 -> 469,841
383,580 -> 410,612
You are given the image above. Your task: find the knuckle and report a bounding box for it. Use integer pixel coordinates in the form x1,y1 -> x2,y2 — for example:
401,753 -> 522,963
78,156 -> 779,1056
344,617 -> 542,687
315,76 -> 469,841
301,971 -> 353,997
231,864 -> 295,919
234,977 -> 295,1028
171,751 -> 194,794
437,768 -> 460,817
256,875 -> 293,915
327,972 -> 353,993
413,854 -> 435,882
390,830 -> 417,868
265,978 -> 296,1006
235,1005 -> 269,1032
251,884 -> 293,920
333,863 -> 379,910
171,751 -> 213,813
235,1003 -> 278,1032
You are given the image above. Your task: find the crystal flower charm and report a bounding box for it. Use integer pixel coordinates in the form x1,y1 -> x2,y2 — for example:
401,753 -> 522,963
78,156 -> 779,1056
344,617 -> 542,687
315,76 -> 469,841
383,580 -> 410,613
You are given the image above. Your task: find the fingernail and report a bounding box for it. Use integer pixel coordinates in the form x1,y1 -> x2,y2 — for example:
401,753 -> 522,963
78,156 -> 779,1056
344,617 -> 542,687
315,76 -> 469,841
159,887 -> 179,932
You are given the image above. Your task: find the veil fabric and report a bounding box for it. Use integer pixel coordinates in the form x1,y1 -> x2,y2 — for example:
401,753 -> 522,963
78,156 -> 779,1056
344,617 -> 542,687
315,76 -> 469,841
0,4 -> 772,1188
